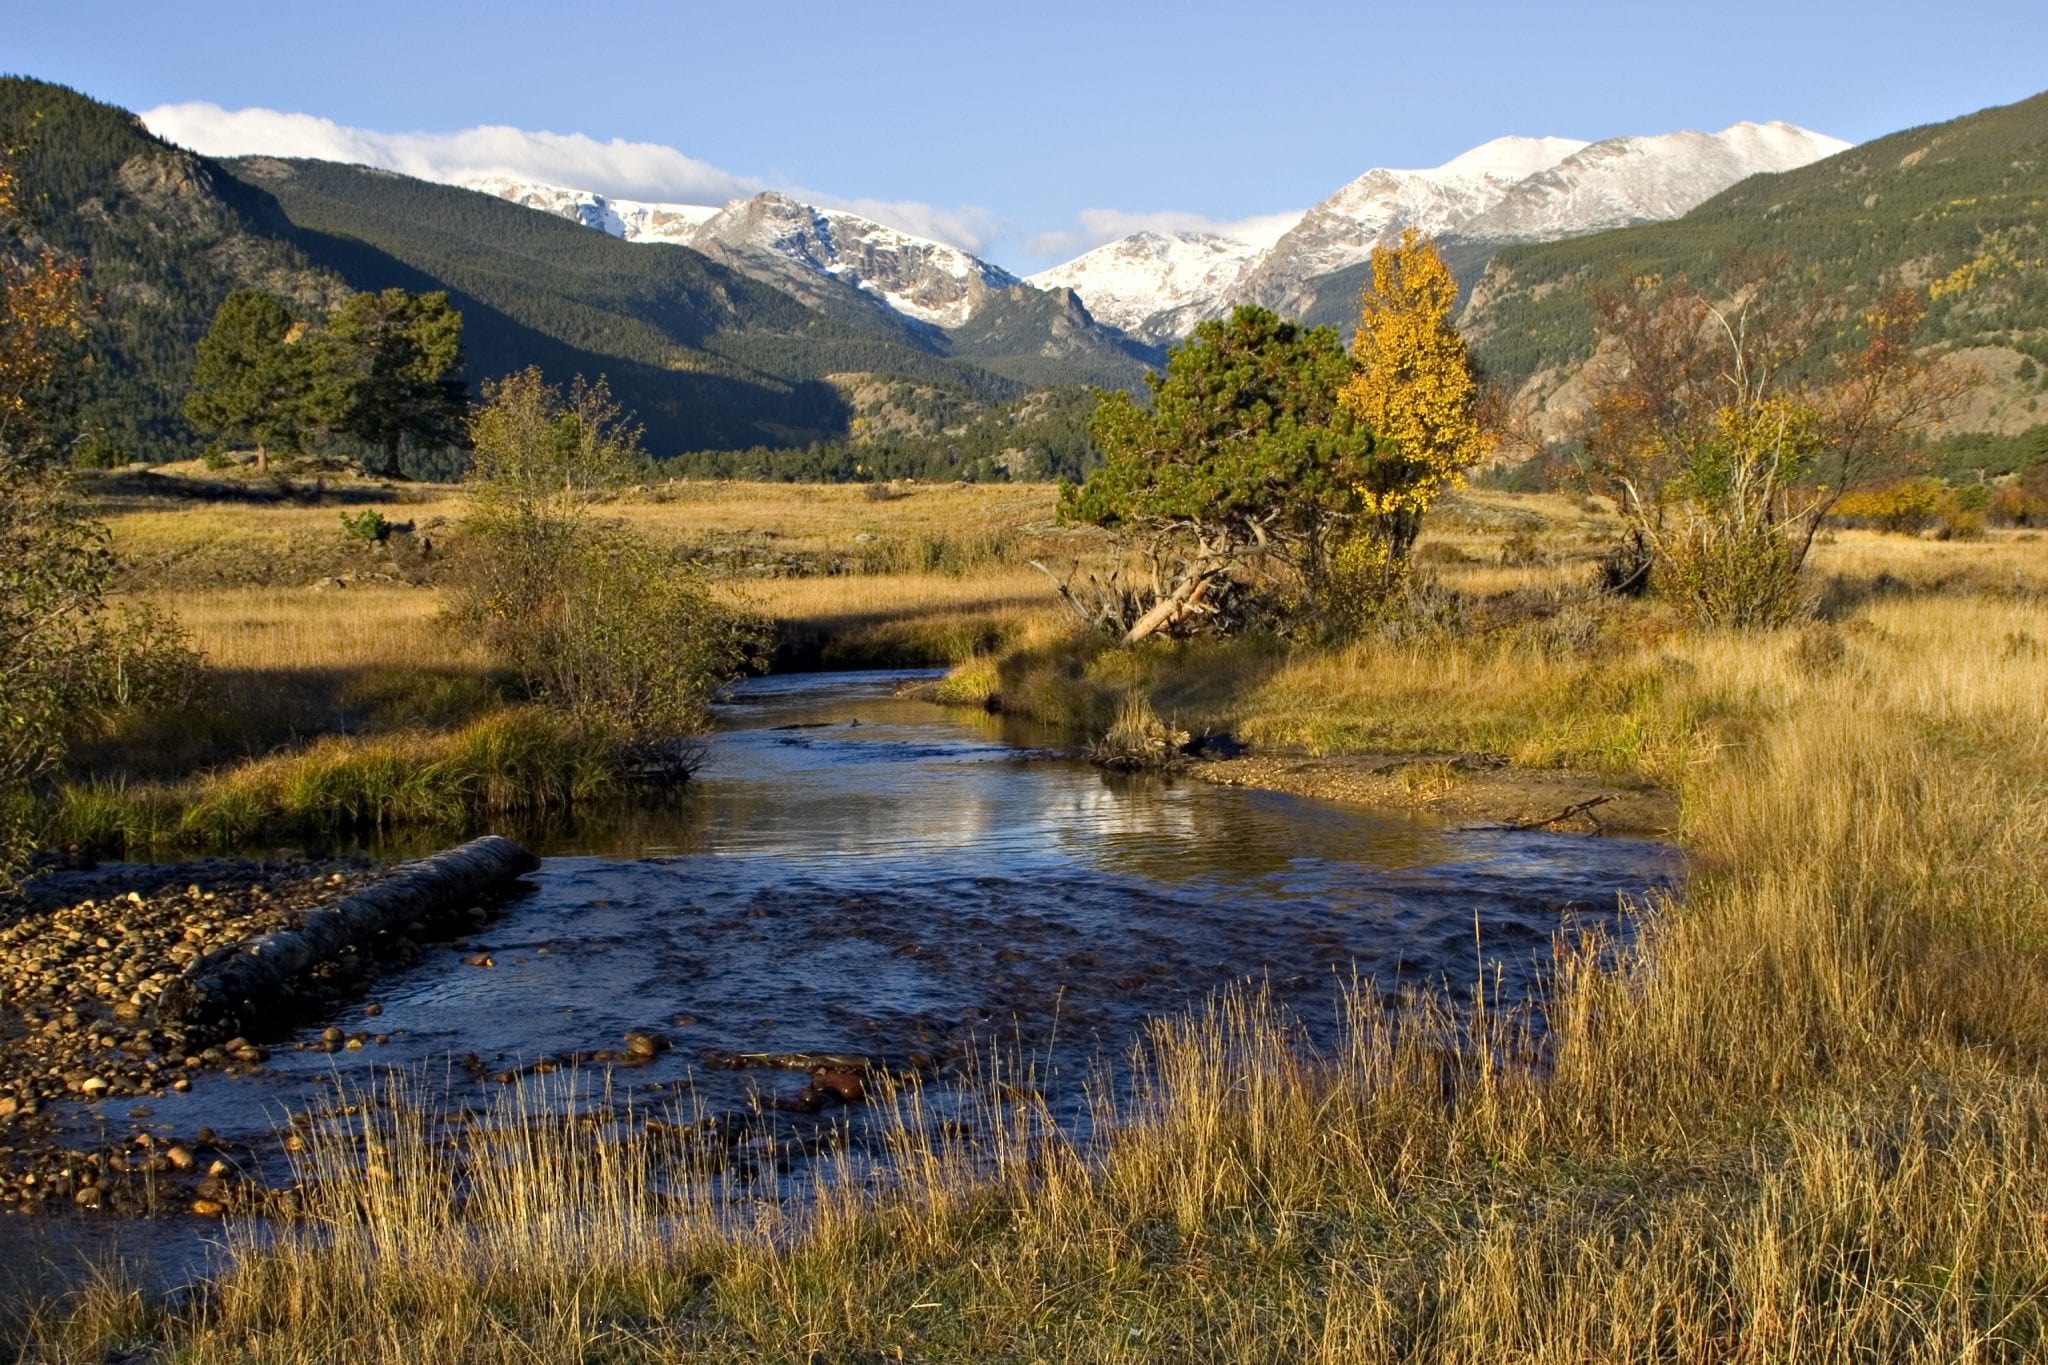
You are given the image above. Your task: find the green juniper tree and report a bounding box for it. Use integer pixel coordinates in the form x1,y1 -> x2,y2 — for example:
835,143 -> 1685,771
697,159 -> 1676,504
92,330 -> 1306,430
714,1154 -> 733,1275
1056,306 -> 1374,641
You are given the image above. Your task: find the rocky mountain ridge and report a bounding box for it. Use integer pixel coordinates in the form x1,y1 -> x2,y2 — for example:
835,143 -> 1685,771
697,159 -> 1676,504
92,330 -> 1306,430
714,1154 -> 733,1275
466,179 -> 1021,329
1031,122 -> 1851,342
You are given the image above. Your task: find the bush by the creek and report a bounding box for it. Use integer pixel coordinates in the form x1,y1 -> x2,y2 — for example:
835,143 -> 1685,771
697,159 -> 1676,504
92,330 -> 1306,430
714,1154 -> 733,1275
446,368 -> 761,748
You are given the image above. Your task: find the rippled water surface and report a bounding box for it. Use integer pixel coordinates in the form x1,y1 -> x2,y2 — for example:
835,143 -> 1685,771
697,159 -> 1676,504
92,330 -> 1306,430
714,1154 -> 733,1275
25,669 -> 1679,1283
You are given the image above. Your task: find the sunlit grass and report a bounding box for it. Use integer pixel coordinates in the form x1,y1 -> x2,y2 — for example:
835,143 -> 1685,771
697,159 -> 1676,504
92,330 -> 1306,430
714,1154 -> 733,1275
45,709 -> 621,852
26,493 -> 2048,1358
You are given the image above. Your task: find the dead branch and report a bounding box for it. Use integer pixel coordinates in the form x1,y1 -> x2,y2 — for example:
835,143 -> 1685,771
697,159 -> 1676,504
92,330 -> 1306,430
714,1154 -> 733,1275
1488,795 -> 1616,832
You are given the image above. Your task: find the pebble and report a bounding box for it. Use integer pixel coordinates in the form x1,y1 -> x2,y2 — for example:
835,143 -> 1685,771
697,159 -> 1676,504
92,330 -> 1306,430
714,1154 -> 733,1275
0,859 -> 378,1215
811,1069 -> 865,1103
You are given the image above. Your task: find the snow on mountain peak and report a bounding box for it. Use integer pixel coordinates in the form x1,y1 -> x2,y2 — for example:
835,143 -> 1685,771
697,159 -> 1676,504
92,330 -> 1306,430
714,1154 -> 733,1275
1026,225 -> 1285,343
1456,121 -> 1852,241
468,179 -> 1018,329
463,175 -> 718,244
687,192 -> 1020,327
1040,118 -> 1847,339
470,115 -> 1851,346
1432,135 -> 1590,182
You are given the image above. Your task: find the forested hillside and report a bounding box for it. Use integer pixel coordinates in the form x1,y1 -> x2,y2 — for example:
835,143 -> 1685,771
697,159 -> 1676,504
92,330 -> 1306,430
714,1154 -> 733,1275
1465,89 -> 2048,432
0,76 -> 1147,464
222,156 -> 1043,453
0,77 -> 338,457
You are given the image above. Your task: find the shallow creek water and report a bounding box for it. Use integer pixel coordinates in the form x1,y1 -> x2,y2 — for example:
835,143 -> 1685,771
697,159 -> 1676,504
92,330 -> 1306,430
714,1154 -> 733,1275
13,669 -> 1679,1287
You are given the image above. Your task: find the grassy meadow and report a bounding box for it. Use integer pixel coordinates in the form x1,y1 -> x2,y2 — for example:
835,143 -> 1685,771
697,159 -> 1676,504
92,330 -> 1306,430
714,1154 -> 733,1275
44,475 -> 1082,851
18,469 -> 2048,1359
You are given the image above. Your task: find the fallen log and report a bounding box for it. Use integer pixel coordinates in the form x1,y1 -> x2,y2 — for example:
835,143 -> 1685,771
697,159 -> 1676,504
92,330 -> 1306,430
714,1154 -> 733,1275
155,835 -> 540,1040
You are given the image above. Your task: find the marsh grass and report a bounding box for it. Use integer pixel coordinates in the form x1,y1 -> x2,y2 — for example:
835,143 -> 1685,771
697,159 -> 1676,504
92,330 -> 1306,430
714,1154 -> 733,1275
27,485 -> 2048,1359
1090,691 -> 1192,769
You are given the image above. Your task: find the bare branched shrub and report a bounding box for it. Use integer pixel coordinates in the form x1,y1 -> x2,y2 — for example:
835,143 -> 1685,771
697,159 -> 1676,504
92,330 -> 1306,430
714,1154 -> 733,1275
1582,266 -> 1973,627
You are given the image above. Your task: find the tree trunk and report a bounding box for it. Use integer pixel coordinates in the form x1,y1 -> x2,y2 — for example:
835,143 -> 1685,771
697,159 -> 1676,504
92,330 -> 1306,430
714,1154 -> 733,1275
379,433 -> 405,480
155,836 -> 538,1041
1124,570 -> 1217,644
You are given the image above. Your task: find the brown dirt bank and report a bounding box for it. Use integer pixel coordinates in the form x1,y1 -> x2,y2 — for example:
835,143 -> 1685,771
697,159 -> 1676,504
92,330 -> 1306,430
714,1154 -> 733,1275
1192,752 -> 1677,835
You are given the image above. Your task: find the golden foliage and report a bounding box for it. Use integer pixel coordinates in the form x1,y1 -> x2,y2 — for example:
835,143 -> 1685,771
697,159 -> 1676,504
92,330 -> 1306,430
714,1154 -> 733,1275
0,160 -> 88,450
1338,228 -> 1482,525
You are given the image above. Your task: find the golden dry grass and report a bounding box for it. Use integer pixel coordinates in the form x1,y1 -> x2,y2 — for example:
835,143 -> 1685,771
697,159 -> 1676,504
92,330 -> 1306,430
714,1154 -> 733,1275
34,586 -> 2048,1361
30,478 -> 2048,1356
102,479 -> 1067,585
103,480 -> 1078,678
134,584 -> 473,674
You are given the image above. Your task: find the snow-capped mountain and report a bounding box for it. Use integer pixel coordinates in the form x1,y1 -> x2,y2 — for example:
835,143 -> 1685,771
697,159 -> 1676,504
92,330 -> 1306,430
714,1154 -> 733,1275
1245,136 -> 1586,293
1026,230 -> 1272,343
682,192 -> 1021,329
470,117 -> 1851,346
462,175 -> 718,244
1034,122 -> 1849,341
467,178 -> 1018,329
1457,122 -> 1852,242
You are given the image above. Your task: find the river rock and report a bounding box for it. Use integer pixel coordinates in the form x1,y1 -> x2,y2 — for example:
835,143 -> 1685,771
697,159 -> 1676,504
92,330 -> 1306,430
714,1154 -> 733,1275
811,1069 -> 864,1103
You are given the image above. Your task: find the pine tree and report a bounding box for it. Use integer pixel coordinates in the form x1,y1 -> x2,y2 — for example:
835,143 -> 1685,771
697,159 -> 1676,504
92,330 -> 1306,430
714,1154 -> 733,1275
318,288 -> 467,479
184,289 -> 313,471
1062,306 -> 1373,640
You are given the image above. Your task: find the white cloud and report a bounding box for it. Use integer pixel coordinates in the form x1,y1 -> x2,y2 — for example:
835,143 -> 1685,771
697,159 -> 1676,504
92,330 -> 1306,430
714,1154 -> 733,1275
138,102 -> 1000,254
1026,207 -> 1303,263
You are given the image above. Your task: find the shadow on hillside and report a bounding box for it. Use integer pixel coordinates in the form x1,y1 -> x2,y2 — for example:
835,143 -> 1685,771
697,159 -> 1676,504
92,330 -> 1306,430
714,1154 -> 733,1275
282,224 -> 857,455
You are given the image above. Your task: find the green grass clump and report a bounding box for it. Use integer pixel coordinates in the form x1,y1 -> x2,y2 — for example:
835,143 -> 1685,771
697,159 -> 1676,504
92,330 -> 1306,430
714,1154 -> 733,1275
42,708 -> 621,854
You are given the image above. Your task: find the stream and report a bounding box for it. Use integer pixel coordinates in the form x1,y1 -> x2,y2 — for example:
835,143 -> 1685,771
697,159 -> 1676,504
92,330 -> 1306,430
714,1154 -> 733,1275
8,669 -> 1680,1291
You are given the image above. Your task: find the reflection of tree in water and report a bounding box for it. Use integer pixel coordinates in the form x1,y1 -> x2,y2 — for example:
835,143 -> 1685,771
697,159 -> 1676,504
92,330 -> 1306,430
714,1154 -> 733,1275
1069,768 -> 1464,886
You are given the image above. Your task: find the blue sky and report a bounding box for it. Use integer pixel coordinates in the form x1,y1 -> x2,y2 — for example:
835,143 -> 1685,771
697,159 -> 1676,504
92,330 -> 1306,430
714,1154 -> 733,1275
11,0 -> 2047,269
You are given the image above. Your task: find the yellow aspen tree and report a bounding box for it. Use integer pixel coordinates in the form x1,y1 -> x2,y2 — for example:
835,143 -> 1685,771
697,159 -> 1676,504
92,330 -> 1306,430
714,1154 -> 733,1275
2,151 -> 104,884
1337,227 -> 1481,567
